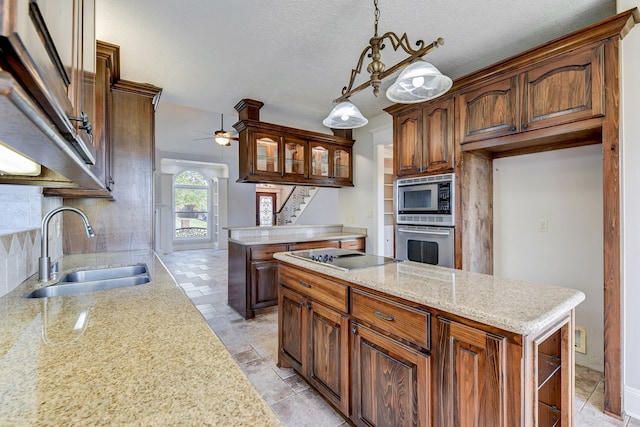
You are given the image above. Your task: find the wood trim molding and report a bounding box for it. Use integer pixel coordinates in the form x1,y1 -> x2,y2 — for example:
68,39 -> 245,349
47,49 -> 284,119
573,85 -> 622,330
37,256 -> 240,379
96,40 -> 121,84
112,79 -> 163,110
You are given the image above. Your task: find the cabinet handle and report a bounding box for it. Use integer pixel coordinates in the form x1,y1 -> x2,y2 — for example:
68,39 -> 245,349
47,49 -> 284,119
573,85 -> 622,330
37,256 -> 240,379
351,326 -> 357,334
306,303 -> 311,310
510,125 -> 516,132
69,112 -> 93,137
373,310 -> 394,321
299,281 -> 312,288
522,123 -> 528,130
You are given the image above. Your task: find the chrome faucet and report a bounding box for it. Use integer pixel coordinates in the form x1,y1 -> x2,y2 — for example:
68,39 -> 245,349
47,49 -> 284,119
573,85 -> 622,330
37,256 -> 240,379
39,207 -> 95,281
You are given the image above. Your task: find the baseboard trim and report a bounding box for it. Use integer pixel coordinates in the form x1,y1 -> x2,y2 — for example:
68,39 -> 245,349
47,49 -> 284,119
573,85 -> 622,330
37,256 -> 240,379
624,385 -> 640,419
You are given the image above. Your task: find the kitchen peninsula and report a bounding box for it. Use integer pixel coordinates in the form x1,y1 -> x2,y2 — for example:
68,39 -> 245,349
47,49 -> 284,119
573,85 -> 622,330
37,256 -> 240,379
227,224 -> 366,319
274,251 -> 585,426
0,251 -> 281,426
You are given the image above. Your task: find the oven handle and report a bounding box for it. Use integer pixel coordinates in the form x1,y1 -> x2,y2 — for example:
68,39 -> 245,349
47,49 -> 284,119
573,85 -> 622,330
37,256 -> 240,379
397,228 -> 452,236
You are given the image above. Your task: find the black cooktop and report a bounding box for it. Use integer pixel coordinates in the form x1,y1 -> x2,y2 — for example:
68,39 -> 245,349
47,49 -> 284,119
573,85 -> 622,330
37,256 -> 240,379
288,248 -> 399,272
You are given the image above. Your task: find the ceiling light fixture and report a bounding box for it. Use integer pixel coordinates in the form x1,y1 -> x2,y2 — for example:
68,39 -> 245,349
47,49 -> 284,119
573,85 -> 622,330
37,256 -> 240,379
214,114 -> 236,146
323,0 -> 452,129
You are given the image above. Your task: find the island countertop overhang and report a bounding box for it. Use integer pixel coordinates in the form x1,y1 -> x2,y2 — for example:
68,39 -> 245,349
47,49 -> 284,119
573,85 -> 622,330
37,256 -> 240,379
274,252 -> 585,336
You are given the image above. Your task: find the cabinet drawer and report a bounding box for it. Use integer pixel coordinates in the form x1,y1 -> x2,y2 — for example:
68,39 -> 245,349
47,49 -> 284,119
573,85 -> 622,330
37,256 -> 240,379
288,240 -> 340,251
279,264 -> 348,313
340,238 -> 364,251
250,244 -> 289,261
351,289 -> 430,349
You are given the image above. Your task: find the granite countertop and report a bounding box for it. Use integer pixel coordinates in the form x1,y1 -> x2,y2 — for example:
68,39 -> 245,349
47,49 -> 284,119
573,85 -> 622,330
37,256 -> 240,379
226,224 -> 367,246
0,251 -> 281,426
274,252 -> 585,335
229,231 -> 366,246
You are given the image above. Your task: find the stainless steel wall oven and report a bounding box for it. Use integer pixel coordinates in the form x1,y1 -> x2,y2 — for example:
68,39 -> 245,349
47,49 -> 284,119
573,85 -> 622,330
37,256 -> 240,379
395,173 -> 455,268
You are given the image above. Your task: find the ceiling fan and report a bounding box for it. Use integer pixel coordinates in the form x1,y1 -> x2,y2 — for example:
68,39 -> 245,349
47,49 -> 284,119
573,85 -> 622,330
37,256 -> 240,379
193,113 -> 239,146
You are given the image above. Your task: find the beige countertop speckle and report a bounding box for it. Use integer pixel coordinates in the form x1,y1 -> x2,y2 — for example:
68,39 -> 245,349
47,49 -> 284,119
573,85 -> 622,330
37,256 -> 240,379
0,251 -> 281,426
274,252 -> 585,335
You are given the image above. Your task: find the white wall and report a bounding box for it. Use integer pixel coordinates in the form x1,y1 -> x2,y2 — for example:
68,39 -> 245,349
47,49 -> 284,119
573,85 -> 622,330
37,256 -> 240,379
619,0 -> 640,418
154,102 -> 256,242
493,145 -> 604,370
339,112 -> 393,255
296,188 -> 340,225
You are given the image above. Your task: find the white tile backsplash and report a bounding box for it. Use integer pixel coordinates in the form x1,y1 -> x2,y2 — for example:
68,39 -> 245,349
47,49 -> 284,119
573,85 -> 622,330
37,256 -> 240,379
0,185 -> 63,297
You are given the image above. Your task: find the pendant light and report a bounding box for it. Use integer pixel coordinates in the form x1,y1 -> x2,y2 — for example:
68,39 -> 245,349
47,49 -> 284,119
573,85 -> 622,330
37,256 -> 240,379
386,59 -> 453,103
322,100 -> 368,129
323,0 -> 450,129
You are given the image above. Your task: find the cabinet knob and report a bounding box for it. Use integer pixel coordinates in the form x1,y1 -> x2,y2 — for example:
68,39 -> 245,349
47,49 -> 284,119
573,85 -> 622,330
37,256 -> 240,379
522,123 -> 528,130
351,327 -> 357,334
306,303 -> 311,310
510,126 -> 516,132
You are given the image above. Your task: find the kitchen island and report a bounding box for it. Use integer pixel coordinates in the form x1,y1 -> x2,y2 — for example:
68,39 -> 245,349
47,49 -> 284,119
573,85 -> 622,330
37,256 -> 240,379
227,224 -> 366,319
0,251 -> 281,426
274,251 -> 585,426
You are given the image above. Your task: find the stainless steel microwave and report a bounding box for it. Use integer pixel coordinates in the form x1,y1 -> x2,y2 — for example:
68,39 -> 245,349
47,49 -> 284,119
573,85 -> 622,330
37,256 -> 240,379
396,173 -> 454,226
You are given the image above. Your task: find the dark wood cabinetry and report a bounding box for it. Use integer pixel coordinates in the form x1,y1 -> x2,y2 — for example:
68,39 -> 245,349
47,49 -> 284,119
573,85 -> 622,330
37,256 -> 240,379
351,322 -> 431,427
394,96 -> 454,177
228,237 -> 363,319
277,260 -> 577,426
457,43 -> 605,148
278,264 -> 350,414
234,99 -> 355,187
435,317 -> 507,427
0,0 -> 96,163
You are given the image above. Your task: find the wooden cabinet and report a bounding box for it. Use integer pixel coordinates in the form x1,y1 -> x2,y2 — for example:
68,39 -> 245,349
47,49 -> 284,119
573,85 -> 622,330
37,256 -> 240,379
234,99 -> 355,187
435,317 -> 507,427
340,238 -> 365,251
278,265 -> 350,414
458,43 -> 604,145
351,322 -> 431,427
458,76 -> 519,144
228,237 -> 362,319
395,97 -> 454,177
43,40 -> 118,198
350,288 -> 432,427
0,0 -> 96,163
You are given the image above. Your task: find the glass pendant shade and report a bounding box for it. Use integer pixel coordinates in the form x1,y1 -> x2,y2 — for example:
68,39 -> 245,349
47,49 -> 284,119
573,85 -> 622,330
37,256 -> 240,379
322,101 -> 368,129
386,59 -> 453,104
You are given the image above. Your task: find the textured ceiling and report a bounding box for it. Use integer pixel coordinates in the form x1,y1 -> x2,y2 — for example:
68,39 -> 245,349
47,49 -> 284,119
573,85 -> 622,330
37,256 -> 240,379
95,0 -> 616,131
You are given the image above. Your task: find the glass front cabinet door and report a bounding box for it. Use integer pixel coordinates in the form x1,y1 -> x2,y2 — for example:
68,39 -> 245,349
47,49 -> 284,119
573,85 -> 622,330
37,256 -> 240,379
254,133 -> 282,176
283,137 -> 307,179
310,142 -> 330,180
333,147 -> 352,185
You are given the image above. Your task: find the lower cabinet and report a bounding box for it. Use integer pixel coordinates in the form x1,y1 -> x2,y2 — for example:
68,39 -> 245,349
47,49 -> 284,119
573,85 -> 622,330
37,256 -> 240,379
351,322 -> 431,427
278,272 -> 350,415
435,317 -> 507,427
250,259 -> 280,310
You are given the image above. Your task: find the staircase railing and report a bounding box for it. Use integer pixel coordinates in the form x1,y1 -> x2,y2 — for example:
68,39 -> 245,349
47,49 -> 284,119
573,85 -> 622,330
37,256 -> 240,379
276,186 -> 317,225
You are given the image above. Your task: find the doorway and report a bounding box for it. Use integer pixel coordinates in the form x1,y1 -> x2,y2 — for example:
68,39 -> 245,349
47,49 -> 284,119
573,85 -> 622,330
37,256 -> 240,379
256,192 -> 276,226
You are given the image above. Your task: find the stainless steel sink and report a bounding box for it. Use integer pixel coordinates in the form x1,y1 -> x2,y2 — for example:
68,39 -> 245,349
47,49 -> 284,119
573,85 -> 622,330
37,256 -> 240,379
24,264 -> 150,298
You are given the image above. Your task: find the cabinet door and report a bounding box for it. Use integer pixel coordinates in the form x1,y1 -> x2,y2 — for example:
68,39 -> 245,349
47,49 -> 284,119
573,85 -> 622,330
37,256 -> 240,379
436,317 -> 507,427
278,286 -> 306,372
333,146 -> 353,186
351,323 -> 431,427
250,260 -> 279,310
522,43 -> 604,132
458,75 -> 519,144
395,108 -> 423,177
283,136 -> 307,178
309,141 -> 331,180
423,97 -> 454,173
307,300 -> 350,415
254,132 -> 282,176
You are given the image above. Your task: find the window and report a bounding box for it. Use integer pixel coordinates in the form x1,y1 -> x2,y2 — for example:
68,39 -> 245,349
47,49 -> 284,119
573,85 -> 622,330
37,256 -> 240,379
174,170 -> 209,238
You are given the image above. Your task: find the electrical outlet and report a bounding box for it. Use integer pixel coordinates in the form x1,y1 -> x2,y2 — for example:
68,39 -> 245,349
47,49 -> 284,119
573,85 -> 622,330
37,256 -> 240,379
538,219 -> 549,232
575,327 -> 586,354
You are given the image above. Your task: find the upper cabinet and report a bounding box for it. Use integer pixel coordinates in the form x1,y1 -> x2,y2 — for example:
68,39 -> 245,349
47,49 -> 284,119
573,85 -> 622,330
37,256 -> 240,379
458,43 -> 604,145
394,96 -> 454,177
234,99 -> 355,187
0,0 -> 96,162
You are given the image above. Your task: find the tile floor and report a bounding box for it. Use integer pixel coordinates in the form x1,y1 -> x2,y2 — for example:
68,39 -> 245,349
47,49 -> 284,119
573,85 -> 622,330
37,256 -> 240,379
160,248 -> 639,427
